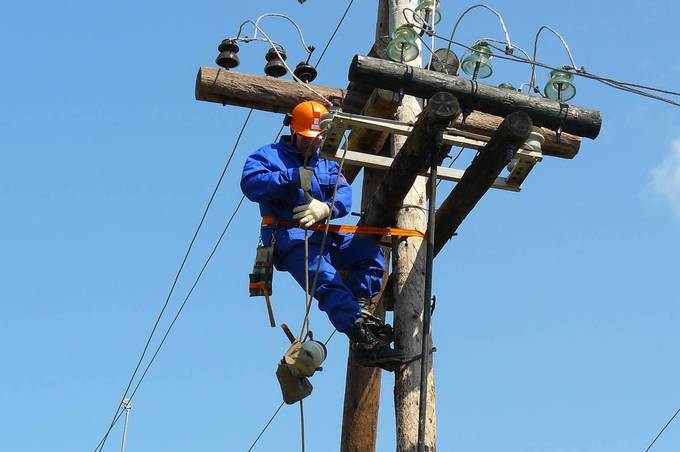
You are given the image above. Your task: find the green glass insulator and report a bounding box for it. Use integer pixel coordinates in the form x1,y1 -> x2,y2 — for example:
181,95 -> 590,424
414,0 -> 442,26
387,25 -> 420,62
544,69 -> 576,101
461,42 -> 493,79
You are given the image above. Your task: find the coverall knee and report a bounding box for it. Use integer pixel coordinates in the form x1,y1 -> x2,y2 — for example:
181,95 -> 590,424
276,232 -> 384,333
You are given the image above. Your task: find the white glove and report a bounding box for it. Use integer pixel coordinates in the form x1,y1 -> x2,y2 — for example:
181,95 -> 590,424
299,167 -> 314,192
293,196 -> 331,228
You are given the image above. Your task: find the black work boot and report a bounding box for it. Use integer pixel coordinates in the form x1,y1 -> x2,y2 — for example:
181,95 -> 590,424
347,314 -> 405,372
355,298 -> 394,344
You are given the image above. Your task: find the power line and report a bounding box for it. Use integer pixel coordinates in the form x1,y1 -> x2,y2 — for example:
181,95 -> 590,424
314,0 -> 355,67
94,198 -> 248,451
437,147 -> 466,187
402,20 -> 680,107
125,195 -> 246,399
241,2 -> 356,441
244,325 -> 338,452
299,400 -> 306,452
94,121 -> 284,452
644,408 -> 680,452
246,402 -> 285,452
406,12 -> 679,105
446,36 -> 680,108
92,108 -> 255,452
95,1 -> 352,447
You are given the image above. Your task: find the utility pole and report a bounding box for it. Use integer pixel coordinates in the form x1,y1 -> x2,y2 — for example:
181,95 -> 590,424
340,2 -> 389,451
387,1 -> 437,451
193,3 -> 601,449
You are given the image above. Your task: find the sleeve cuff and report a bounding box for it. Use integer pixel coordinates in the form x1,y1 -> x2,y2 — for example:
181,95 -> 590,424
327,202 -> 338,219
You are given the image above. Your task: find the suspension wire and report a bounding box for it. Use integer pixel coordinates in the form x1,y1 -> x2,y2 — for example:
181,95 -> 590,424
530,25 -> 578,94
299,400 -> 306,452
94,196 -> 247,452
238,19 -> 333,106
446,4 -> 513,56
606,80 -> 680,96
643,408 -> 680,452
238,3 -> 355,446
244,133 -> 350,452
241,6 -> 676,450
95,122 -> 286,452
127,196 -> 246,395
403,16 -> 680,107
246,402 -> 285,452
437,147 -> 466,188
122,123 -> 286,405
298,133 -> 350,340
303,227 -> 311,336
314,0 -> 355,67
481,39 -> 680,104
243,239 -> 341,452
439,33 -> 680,107
254,13 -> 313,51
244,129 -> 347,445
91,108 -> 254,452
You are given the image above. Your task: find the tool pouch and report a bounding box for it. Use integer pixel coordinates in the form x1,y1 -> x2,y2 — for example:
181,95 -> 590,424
276,361 -> 313,405
276,341 -> 314,404
249,244 -> 274,297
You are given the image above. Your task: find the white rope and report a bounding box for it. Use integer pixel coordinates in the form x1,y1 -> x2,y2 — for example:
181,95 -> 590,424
298,132 -> 351,340
530,25 -> 579,93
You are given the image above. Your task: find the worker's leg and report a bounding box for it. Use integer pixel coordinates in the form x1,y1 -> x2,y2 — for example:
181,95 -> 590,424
330,233 -> 384,300
277,240 -> 360,333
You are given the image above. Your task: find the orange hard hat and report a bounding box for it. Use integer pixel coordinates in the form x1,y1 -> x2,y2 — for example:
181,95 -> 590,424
289,101 -> 328,138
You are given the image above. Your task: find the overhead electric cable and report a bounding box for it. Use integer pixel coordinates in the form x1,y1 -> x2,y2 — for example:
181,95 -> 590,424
246,402 -> 285,452
644,408 -> 680,452
223,2 -> 357,446
125,196 -> 246,399
441,35 -> 680,107
95,122 -> 286,452
404,17 -> 679,107
477,40 -> 680,107
92,108 -> 254,452
299,400 -> 306,452
315,0 -> 355,67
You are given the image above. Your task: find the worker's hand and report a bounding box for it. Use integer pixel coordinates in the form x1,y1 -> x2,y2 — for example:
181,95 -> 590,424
293,196 -> 331,228
298,167 -> 314,192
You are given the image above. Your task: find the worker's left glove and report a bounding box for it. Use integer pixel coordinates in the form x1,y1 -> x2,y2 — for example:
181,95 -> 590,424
293,196 -> 331,228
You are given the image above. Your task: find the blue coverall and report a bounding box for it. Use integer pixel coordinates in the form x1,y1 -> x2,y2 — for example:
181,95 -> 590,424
240,137 -> 384,333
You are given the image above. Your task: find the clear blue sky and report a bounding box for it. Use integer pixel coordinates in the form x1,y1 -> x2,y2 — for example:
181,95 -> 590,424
1,1 -> 679,451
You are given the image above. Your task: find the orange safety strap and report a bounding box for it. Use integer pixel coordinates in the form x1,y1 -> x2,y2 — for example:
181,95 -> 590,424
249,282 -> 269,289
261,216 -> 425,238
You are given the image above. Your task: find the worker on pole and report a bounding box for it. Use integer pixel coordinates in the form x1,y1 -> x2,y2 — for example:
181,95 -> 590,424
241,100 -> 403,370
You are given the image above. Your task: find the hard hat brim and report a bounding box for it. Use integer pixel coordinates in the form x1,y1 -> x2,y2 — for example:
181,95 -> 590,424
294,129 -> 322,138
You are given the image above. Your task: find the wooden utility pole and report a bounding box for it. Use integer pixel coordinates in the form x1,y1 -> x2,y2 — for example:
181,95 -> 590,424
194,69 -> 584,158
349,55 -> 602,139
358,93 -> 460,230
340,164 -> 387,452
340,3 -> 389,451
386,1 -> 436,451
379,111 -> 535,310
193,4 -> 601,449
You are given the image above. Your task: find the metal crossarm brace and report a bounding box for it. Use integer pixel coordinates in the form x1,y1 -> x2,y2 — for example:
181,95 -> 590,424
321,111 -> 542,191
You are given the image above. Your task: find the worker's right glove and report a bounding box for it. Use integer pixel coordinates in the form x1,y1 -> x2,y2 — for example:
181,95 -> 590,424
293,195 -> 331,228
298,167 -> 314,192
